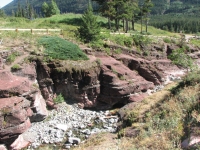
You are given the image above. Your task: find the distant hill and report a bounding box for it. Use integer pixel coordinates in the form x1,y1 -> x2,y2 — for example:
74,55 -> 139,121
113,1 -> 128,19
3,0 -> 94,15
151,0 -> 200,15
2,0 -> 200,16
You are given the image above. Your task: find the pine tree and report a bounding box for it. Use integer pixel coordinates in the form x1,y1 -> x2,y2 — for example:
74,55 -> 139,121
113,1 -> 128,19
0,9 -> 5,17
42,2 -> 49,17
49,0 -> 60,16
78,1 -> 100,43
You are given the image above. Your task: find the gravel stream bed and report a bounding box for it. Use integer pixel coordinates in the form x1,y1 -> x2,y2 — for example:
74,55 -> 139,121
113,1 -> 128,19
26,103 -> 119,149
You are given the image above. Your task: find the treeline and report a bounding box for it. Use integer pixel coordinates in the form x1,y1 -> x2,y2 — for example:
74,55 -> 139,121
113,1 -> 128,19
14,0 -> 37,19
150,14 -> 200,33
92,0 -> 153,33
11,0 -> 60,19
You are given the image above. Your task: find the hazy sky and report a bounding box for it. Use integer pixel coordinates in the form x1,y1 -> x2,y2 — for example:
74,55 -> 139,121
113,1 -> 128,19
0,0 -> 13,8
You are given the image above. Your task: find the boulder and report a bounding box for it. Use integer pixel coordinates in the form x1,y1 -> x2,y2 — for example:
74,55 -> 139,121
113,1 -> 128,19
29,92 -> 48,122
0,71 -> 31,98
12,63 -> 37,81
10,135 -> 30,150
0,145 -> 7,150
68,137 -> 81,145
0,70 -> 48,145
10,131 -> 37,150
181,136 -> 200,149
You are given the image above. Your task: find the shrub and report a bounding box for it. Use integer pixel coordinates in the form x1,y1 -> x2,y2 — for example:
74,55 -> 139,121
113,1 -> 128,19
6,52 -> 20,64
11,64 -> 21,71
163,37 -> 171,43
38,36 -> 88,61
89,40 -> 104,49
168,48 -> 195,70
53,93 -> 65,104
132,34 -> 152,47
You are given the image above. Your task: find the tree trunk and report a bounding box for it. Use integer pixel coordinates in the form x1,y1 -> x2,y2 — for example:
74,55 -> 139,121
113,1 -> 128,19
115,19 -> 119,31
125,19 -> 128,33
123,19 -> 125,31
108,17 -> 111,29
145,13 -> 148,32
141,16 -> 143,34
132,19 -> 135,30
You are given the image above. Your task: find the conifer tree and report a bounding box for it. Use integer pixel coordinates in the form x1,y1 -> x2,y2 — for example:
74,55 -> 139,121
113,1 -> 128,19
49,0 -> 60,16
42,2 -> 49,17
78,1 -> 100,43
0,8 -> 5,17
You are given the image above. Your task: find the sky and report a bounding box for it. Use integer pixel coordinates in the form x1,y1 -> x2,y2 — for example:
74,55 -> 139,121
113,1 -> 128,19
0,0 -> 13,8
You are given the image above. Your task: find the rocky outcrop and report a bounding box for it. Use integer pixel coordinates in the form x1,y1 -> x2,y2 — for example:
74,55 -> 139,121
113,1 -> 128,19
35,56 -> 101,109
33,48 -> 186,109
116,54 -> 182,85
0,70 -> 48,145
97,56 -> 154,108
12,63 -> 37,81
34,55 -> 155,109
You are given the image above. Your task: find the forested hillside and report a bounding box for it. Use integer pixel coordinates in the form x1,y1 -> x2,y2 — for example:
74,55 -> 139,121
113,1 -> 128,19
151,0 -> 200,15
3,0 -> 200,15
3,0 -> 96,15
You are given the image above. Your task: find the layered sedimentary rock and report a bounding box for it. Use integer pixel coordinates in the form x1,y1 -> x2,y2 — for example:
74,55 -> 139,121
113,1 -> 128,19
34,51 -> 182,109
0,70 -> 48,145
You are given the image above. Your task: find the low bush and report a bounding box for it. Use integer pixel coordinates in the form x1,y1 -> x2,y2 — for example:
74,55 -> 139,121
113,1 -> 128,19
38,36 -> 88,61
6,52 -> 20,64
132,34 -> 152,47
163,37 -> 171,43
11,64 -> 21,71
53,93 -> 65,104
168,48 -> 195,70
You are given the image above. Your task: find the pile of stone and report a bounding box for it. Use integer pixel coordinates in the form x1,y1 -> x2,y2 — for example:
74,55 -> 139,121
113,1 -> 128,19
26,103 -> 118,149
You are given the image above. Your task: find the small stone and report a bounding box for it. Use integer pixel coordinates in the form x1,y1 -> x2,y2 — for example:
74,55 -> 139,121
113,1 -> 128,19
55,124 -> 68,131
109,118 -> 115,124
91,128 -> 101,134
66,130 -> 73,137
56,130 -> 64,138
0,144 -> 7,150
68,137 -> 81,145
81,129 -> 91,135
65,145 -> 71,149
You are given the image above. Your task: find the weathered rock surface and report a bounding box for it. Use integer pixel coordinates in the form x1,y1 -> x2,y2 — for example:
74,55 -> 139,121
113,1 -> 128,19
34,51 -> 184,109
12,63 -> 37,81
0,70 -> 31,98
116,54 -> 182,85
34,55 -> 155,109
97,56 -> 154,108
0,70 -> 48,146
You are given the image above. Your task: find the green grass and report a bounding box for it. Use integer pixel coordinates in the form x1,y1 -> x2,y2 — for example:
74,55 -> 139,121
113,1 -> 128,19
53,93 -> 65,104
189,39 -> 200,47
38,36 -> 88,61
6,51 -> 20,64
11,64 -> 21,71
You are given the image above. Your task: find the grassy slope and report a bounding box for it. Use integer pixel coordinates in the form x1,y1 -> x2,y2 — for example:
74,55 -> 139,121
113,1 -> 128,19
118,71 -> 200,149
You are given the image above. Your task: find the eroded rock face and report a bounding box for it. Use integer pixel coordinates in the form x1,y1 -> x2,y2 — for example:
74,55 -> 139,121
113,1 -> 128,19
34,49 -> 184,110
97,56 -> 154,108
115,54 -> 183,85
35,57 -> 101,109
0,70 -> 48,145
35,55 -> 155,109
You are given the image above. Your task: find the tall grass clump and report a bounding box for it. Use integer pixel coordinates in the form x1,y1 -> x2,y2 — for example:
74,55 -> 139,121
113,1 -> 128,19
38,36 -> 88,60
